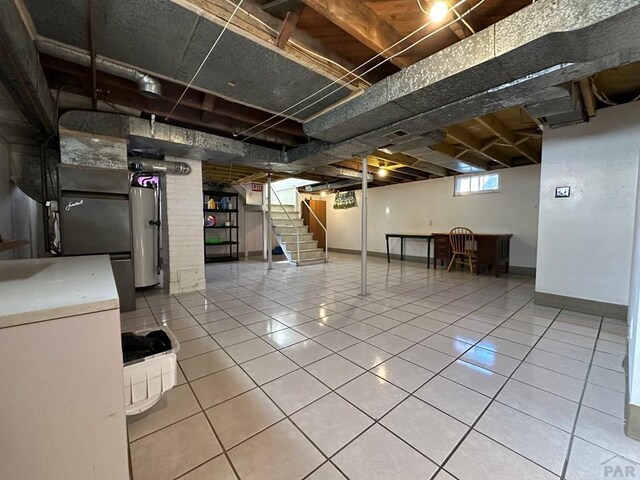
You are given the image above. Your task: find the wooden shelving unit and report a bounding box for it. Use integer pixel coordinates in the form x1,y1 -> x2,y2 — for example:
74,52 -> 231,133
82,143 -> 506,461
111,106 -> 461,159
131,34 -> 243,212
203,191 -> 239,263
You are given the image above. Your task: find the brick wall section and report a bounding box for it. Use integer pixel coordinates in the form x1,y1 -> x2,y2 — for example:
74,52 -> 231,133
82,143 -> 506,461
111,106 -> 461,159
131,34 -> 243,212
162,157 -> 205,294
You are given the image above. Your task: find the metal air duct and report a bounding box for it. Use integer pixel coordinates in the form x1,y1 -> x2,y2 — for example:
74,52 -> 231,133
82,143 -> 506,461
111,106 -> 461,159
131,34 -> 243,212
305,179 -> 363,192
525,83 -> 587,129
129,159 -> 191,175
36,38 -> 162,98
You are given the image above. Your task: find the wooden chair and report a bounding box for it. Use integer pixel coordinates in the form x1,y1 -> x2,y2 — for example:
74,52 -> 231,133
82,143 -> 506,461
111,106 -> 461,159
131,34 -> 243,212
447,227 -> 477,274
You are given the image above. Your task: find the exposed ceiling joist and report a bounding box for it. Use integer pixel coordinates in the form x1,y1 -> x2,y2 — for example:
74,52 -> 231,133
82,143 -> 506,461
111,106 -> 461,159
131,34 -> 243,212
339,159 -> 417,182
430,142 -> 490,171
578,78 -> 597,118
234,172 -> 268,184
444,125 -> 513,168
275,7 -> 303,49
301,0 -> 414,68
370,151 -> 447,177
475,115 -> 540,164
181,0 -> 369,88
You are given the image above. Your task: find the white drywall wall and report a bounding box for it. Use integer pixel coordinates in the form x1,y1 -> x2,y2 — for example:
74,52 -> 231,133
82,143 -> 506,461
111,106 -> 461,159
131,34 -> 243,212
326,164 -> 541,268
536,102 -> 640,306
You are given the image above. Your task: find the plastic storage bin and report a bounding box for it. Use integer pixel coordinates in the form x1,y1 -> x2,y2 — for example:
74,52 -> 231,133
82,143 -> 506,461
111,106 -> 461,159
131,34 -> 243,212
123,326 -> 180,415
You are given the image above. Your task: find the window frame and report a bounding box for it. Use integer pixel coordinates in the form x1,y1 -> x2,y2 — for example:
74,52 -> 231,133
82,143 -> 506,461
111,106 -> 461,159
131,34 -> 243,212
454,172 -> 501,197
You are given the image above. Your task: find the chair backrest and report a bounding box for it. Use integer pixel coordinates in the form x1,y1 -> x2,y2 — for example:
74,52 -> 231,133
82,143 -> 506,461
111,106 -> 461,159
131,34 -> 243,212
449,227 -> 475,254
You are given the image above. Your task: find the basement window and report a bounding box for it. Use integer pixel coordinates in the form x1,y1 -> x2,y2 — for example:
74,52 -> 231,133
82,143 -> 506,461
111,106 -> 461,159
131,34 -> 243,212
454,172 -> 500,196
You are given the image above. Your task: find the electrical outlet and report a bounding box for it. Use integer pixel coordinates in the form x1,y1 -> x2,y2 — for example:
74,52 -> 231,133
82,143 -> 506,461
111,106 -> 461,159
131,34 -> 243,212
555,186 -> 570,198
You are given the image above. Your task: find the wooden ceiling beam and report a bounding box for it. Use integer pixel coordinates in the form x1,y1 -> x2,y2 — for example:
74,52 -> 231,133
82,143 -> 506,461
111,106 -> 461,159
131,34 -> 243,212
444,126 -> 513,167
182,0 -> 368,88
275,7 -> 303,49
475,114 -> 540,164
338,159 -> 417,182
428,142 -> 491,171
301,0 -> 413,68
234,172 -> 268,184
579,78 -> 597,118
371,151 -> 448,177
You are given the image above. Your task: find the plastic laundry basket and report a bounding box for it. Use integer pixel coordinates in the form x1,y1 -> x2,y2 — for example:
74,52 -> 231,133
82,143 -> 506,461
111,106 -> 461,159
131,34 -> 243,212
122,326 -> 180,416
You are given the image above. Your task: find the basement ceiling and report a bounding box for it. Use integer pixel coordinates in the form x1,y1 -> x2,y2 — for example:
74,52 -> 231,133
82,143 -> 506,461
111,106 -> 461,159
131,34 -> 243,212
23,0 -> 355,119
9,0 -> 640,192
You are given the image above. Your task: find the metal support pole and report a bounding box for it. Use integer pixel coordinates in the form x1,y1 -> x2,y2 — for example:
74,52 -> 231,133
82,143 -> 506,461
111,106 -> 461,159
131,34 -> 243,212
267,174 -> 273,270
262,188 -> 267,261
361,156 -> 368,296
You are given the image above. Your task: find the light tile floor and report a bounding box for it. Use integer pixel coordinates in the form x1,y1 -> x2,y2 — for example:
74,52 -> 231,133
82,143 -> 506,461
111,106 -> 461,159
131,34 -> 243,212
122,254 -> 636,480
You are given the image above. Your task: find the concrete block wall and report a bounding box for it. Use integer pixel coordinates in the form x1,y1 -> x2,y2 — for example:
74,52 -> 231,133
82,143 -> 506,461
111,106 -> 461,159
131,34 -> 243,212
162,157 -> 205,294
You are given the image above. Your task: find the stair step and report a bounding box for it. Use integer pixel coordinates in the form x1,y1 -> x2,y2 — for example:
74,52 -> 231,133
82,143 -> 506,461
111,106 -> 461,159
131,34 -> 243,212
272,218 -> 304,227
279,233 -> 313,243
275,226 -> 309,234
289,248 -> 324,260
281,240 -> 319,250
271,205 -> 296,213
297,257 -> 327,266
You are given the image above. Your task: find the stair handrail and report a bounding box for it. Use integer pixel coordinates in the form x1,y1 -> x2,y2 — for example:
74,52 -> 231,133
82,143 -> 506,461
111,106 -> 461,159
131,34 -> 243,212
270,188 -> 301,265
294,189 -> 328,263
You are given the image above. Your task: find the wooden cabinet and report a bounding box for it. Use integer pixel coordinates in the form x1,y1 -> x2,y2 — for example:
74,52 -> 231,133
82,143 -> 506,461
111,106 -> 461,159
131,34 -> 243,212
433,233 -> 512,277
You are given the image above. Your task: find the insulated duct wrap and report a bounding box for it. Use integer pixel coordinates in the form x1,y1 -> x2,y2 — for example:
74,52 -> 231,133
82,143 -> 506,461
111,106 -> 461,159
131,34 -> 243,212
130,160 -> 191,175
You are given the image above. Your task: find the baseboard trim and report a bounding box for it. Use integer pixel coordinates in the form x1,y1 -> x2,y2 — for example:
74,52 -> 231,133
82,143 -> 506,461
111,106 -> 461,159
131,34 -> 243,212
624,356 -> 640,441
534,291 -> 627,320
329,247 -> 427,264
328,248 -> 536,276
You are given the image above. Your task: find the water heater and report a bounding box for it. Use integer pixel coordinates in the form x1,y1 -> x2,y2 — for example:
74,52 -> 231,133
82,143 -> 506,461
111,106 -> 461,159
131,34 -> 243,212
131,186 -> 159,288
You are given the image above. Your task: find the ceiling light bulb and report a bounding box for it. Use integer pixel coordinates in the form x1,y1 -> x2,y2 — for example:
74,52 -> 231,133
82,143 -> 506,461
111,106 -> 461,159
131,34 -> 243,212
430,1 -> 448,22
378,168 -> 388,177
320,191 -> 327,197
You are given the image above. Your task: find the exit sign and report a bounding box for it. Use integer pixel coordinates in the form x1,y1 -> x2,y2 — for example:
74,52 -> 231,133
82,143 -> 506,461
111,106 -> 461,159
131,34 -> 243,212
251,183 -> 263,192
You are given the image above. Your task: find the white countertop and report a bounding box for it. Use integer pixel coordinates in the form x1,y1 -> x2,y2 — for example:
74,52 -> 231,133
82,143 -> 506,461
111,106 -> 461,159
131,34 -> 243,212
0,255 -> 120,329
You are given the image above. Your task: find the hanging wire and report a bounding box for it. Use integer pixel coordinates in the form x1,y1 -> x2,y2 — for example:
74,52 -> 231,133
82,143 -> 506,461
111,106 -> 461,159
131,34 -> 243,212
165,0 -> 245,120
590,75 -> 617,106
235,0 -> 471,140
240,0 -> 486,142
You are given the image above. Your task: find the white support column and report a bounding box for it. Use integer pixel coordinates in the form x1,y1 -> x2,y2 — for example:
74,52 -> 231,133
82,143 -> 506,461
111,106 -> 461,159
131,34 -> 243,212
626,165 -> 640,440
262,188 -> 267,261
267,174 -> 273,270
361,156 -> 368,297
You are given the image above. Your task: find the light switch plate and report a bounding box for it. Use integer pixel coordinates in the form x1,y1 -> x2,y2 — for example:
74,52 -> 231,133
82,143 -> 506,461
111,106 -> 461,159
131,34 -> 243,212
555,186 -> 570,198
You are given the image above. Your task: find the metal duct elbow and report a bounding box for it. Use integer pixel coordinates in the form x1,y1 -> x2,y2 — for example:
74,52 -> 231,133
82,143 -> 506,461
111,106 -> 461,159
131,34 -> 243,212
133,73 -> 162,99
36,39 -> 162,98
130,160 -> 191,175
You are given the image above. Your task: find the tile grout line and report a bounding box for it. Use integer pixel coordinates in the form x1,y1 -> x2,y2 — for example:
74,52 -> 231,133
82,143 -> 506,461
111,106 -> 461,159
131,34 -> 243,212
559,315 -> 605,480
428,304 -> 567,479
166,266 -> 532,479
132,259 -> 548,480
